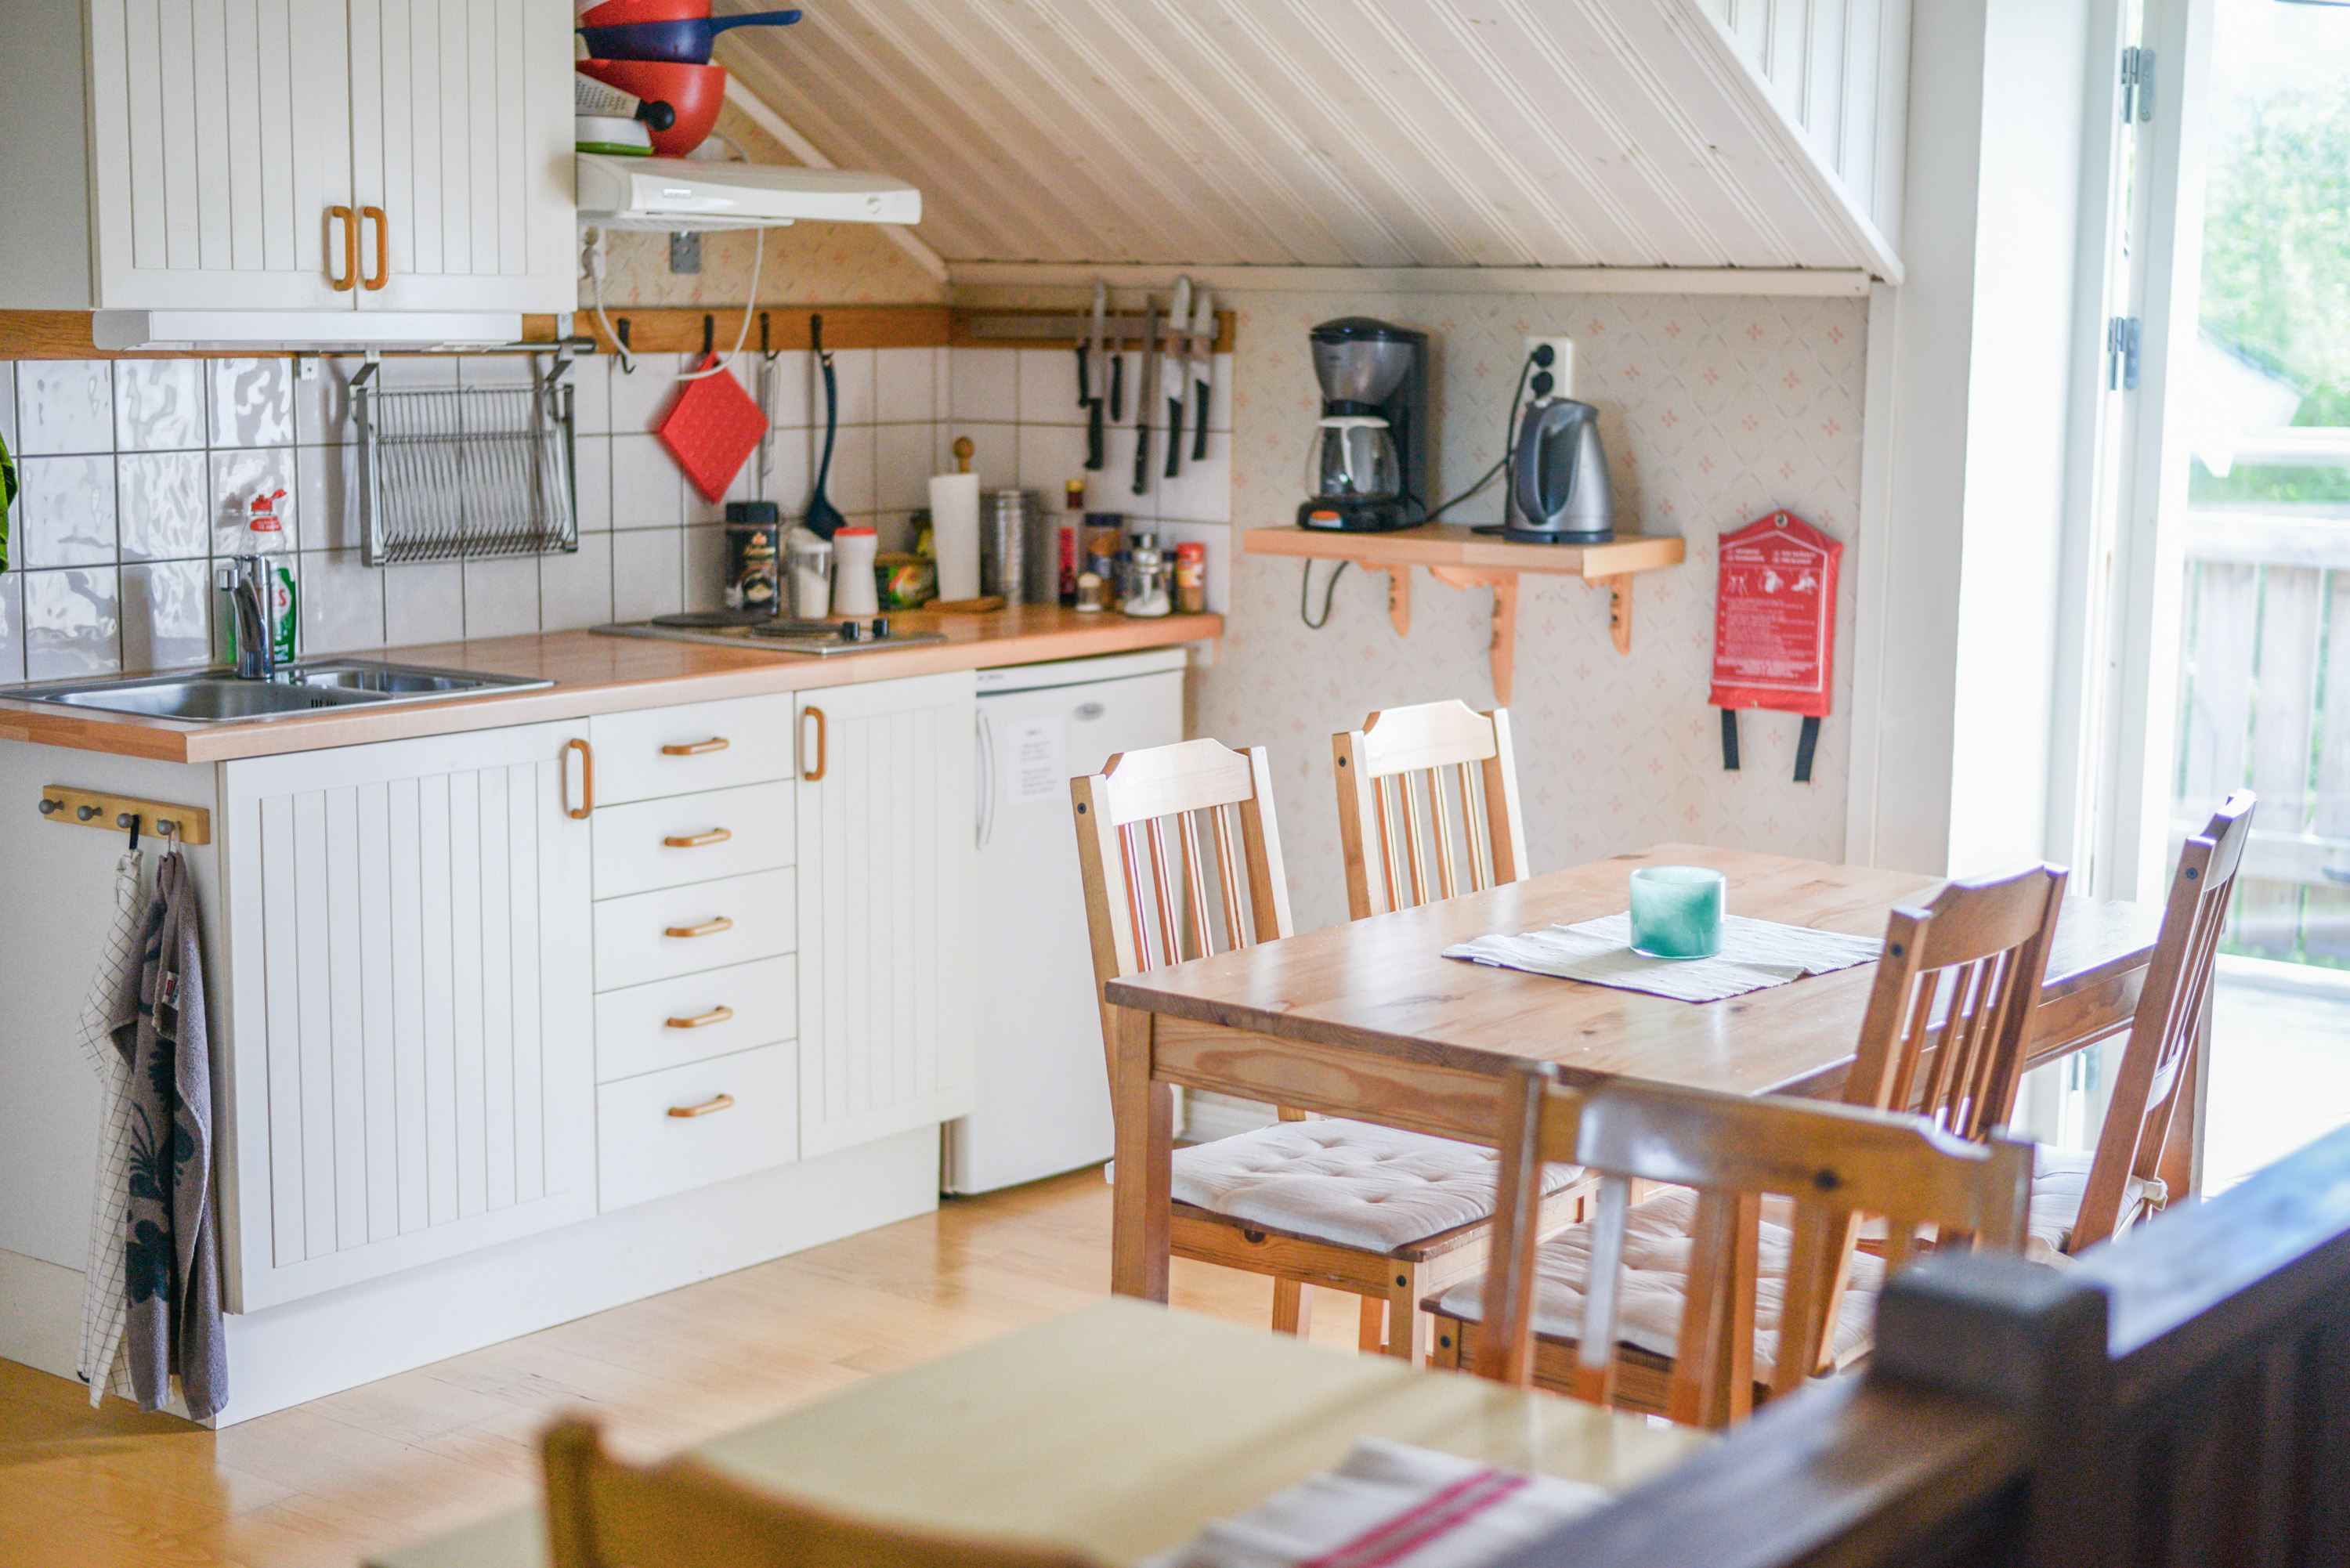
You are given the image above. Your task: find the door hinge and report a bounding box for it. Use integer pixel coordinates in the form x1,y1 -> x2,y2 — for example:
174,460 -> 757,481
2120,46 -> 2156,123
2106,316 -> 2142,390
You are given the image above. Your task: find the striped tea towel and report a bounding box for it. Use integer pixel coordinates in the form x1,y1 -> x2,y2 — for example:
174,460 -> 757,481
1444,912 -> 1881,1003
1139,1438 -> 1608,1568
74,849 -> 146,1404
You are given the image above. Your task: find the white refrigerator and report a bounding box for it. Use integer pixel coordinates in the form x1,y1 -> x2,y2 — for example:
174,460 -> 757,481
944,646 -> 1189,1194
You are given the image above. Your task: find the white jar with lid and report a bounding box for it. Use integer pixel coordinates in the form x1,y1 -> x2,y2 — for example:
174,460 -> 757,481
830,526 -> 880,616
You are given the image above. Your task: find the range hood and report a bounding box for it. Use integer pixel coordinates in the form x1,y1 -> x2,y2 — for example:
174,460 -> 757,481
575,154 -> 921,232
93,311 -> 523,352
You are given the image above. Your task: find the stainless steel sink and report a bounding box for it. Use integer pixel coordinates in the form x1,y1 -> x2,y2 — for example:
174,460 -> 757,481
2,660 -> 553,722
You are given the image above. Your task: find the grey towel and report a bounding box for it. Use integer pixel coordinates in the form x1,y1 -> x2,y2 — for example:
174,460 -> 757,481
108,851 -> 225,1420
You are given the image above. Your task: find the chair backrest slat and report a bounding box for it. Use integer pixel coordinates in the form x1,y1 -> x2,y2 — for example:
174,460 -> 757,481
1470,1064 -> 2033,1428
2069,792 -> 2255,1250
1335,700 -> 1530,919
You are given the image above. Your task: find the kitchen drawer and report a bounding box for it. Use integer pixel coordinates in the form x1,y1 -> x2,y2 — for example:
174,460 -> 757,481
597,1041 -> 797,1212
590,695 -> 797,805
592,868 -> 795,992
592,781 -> 795,899
595,956 -> 795,1084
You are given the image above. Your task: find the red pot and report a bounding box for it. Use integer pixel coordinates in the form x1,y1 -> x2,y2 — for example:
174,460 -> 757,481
577,0 -> 706,28
576,59 -> 725,158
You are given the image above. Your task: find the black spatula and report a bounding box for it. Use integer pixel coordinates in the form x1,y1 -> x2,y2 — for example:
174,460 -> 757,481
804,313 -> 846,540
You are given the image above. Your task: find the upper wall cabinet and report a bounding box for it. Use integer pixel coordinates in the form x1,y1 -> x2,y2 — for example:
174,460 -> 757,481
0,0 -> 575,314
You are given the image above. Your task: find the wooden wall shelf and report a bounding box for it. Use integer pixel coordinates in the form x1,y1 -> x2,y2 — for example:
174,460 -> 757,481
1242,525 -> 1687,703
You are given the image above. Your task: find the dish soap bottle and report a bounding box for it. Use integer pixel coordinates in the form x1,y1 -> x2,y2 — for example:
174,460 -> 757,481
236,489 -> 298,666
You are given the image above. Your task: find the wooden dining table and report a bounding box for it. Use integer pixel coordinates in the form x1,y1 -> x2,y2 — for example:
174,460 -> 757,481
1101,844 -> 2167,1302
371,1299 -> 1706,1568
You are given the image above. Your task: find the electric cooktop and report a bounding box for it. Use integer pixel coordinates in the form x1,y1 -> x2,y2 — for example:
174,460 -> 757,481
592,613 -> 948,656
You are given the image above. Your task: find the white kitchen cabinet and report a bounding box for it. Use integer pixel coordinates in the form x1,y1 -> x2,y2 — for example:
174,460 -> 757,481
4,0 -> 573,313
794,671 -> 978,1160
216,719 -> 595,1313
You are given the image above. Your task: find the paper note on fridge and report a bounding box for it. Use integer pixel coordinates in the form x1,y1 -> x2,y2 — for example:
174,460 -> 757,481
1009,717 -> 1067,802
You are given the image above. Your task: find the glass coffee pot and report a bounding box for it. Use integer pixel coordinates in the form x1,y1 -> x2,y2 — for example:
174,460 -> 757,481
1304,415 -> 1401,502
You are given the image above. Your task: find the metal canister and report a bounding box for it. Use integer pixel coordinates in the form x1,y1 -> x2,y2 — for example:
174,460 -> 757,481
723,503 -> 782,616
982,490 -> 1034,603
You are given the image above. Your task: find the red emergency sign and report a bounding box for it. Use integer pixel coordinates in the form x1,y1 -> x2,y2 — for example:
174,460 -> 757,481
1712,510 -> 1840,779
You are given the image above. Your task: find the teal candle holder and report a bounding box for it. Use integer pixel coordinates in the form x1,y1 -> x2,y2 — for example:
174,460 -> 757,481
1629,865 -> 1726,959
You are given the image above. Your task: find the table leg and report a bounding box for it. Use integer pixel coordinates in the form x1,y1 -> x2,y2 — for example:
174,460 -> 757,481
1111,1003 -> 1173,1302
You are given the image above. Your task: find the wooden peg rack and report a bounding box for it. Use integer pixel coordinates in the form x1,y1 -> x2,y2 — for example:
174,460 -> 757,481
39,786 -> 211,845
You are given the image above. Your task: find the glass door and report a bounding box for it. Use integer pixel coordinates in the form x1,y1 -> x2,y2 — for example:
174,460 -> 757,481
2164,0 -> 2350,1187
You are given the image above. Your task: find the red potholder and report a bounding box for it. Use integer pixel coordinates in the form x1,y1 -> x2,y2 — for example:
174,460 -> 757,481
656,354 -> 768,503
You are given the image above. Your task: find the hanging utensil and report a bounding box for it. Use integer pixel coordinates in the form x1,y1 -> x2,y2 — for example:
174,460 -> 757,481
804,313 -> 846,540
1163,278 -> 1190,481
1131,295 -> 1158,497
1084,280 -> 1108,471
1189,287 -> 1216,462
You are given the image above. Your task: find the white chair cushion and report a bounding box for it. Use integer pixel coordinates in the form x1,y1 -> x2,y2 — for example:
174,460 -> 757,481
1430,1187 -> 1885,1382
1170,1119 -> 1579,1255
2029,1145 -> 2164,1257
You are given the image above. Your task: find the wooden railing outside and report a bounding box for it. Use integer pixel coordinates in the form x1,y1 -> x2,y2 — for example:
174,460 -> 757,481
1509,1117 -> 2350,1568
2177,510 -> 2350,964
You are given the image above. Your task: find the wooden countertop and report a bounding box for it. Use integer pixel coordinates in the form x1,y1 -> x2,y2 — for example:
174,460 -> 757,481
0,606 -> 1222,764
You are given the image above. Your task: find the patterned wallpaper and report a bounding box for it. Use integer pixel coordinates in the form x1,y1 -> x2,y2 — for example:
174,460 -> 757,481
1206,290 -> 1869,934
594,103 -> 946,310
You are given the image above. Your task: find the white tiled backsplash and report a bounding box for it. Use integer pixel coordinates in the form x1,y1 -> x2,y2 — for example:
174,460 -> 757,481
0,346 -> 1234,684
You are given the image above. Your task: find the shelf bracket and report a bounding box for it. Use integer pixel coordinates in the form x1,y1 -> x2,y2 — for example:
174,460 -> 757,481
1429,568 -> 1518,706
1381,565 -> 1410,637
1592,574 -> 1632,656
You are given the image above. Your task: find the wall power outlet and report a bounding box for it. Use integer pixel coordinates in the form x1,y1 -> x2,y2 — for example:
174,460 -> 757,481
1524,336 -> 1575,399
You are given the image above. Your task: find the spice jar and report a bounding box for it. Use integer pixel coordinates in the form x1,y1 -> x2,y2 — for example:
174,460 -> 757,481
1174,541 -> 1206,614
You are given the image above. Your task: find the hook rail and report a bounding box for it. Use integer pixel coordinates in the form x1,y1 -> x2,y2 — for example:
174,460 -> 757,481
38,786 -> 210,845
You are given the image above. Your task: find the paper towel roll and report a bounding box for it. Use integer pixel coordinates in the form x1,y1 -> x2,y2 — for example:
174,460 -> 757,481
929,471 -> 982,601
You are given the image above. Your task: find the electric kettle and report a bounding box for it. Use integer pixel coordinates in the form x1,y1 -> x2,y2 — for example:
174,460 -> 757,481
1503,398 -> 1614,544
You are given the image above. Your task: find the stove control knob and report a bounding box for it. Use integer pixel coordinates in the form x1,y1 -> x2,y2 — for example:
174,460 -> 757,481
872,618 -> 891,641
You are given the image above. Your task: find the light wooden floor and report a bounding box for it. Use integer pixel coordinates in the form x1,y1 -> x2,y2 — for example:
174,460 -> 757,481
0,1167 -> 1372,1568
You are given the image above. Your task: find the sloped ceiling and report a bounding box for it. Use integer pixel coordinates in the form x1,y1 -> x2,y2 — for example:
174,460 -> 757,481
714,0 -> 1902,279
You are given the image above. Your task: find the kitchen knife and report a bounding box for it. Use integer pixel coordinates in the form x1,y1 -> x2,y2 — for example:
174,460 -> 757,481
1164,277 -> 1190,481
1085,280 -> 1108,471
1189,287 -> 1215,462
1132,295 -> 1158,496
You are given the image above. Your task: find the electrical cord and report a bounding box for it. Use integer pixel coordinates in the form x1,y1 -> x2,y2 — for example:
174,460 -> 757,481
1300,559 -> 1349,629
678,228 -> 764,381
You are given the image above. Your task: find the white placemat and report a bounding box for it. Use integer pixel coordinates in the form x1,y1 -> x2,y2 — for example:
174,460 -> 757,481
1443,912 -> 1882,1003
1137,1436 -> 1608,1568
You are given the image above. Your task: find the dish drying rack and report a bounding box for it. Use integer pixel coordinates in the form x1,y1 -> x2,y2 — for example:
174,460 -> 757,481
354,353 -> 578,565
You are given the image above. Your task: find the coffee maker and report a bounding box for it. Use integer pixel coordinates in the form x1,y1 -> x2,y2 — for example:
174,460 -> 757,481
1296,318 -> 1430,532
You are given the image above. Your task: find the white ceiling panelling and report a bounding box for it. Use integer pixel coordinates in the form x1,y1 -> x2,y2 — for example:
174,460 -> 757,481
1701,0 -> 1911,237
714,0 -> 1903,279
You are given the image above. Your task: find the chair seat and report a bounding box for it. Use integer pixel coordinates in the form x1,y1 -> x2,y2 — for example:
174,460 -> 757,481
1428,1187 -> 1885,1381
2029,1146 -> 2165,1256
1170,1119 -> 1580,1256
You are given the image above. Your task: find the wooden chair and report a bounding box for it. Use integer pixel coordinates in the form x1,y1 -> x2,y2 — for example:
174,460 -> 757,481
1332,699 -> 1528,919
2032,792 -> 2254,1255
1840,862 -> 2071,1135
1432,1064 -> 2032,1429
1072,737 -> 1580,1364
543,1416 -> 1094,1568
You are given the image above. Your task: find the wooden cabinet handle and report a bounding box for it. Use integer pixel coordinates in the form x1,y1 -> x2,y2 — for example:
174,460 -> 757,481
360,205 -> 389,290
801,706 -> 826,781
565,737 -> 595,819
664,1005 -> 735,1030
663,916 -> 733,939
667,1093 -> 736,1118
328,205 -> 357,291
661,737 -> 728,756
663,827 -> 732,848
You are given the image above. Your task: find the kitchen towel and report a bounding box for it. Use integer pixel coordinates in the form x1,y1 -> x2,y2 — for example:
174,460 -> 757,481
1138,1437 -> 1608,1568
1444,912 -> 1880,1004
107,851 -> 226,1420
74,848 -> 146,1406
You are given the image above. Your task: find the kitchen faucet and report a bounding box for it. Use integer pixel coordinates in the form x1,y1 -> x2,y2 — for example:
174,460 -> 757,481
220,555 -> 277,681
